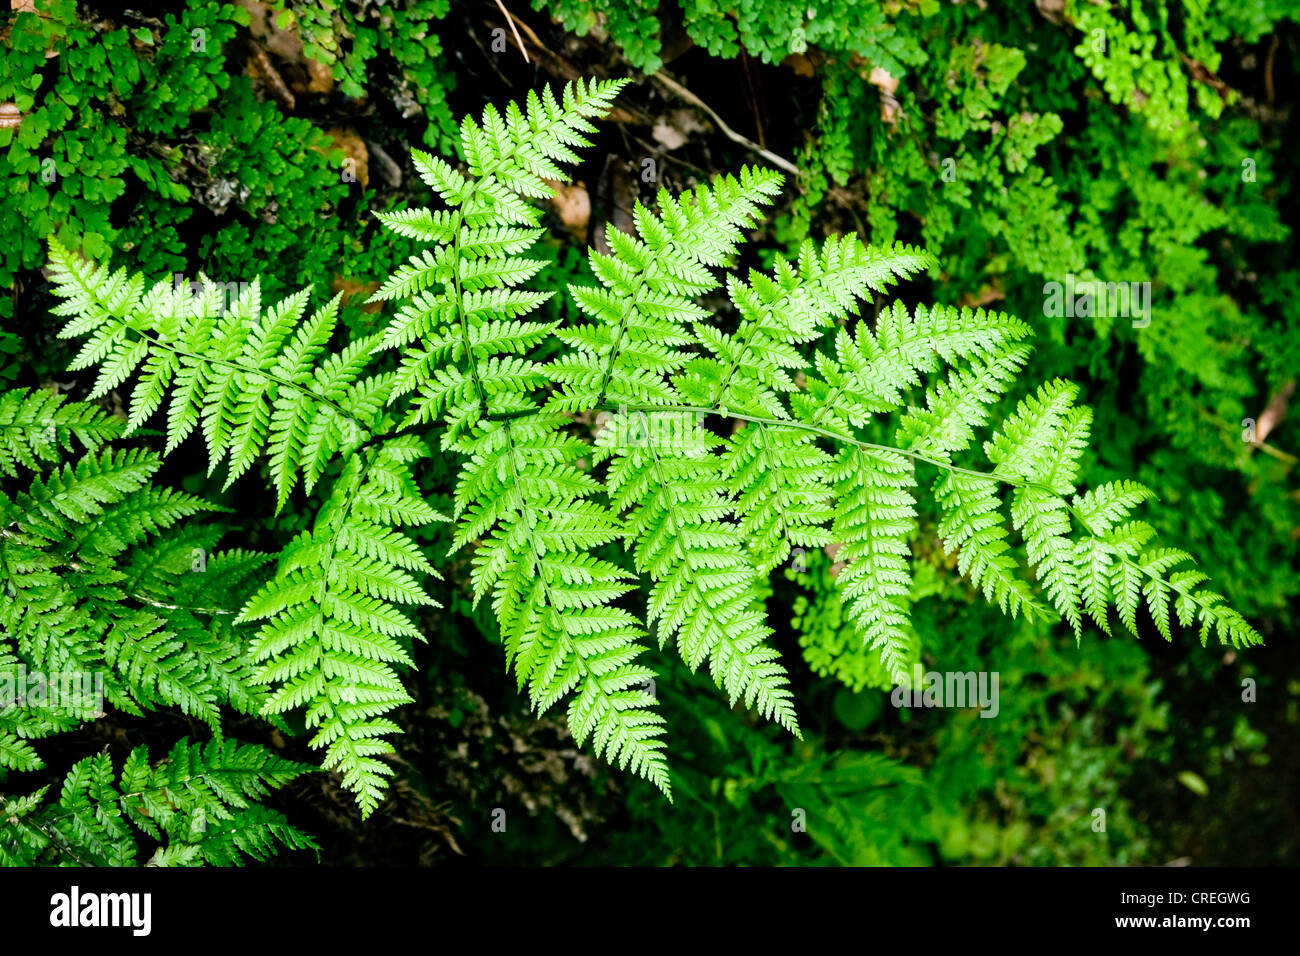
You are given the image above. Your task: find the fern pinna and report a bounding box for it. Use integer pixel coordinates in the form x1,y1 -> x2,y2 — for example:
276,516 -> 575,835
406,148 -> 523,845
0,389 -> 311,863
34,77 -> 1260,816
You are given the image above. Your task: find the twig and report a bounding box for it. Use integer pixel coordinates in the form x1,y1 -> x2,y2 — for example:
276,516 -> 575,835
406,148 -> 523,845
246,43 -> 295,112
136,595 -> 237,616
1265,33 -> 1278,106
1254,379 -> 1294,445
492,0 -> 531,65
652,71 -> 799,175
621,128 -> 713,179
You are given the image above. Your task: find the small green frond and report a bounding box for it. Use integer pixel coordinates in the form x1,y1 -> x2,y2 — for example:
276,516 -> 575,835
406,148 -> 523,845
1,739 -> 313,866
241,444 -> 443,817
45,250 -> 386,511
0,388 -> 121,477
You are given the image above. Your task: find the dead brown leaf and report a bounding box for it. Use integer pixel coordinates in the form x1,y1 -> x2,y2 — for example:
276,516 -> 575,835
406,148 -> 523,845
959,284 -> 1006,308
237,0 -> 334,96
320,126 -> 369,189
544,179 -> 590,241
330,275 -> 382,314
781,52 -> 816,78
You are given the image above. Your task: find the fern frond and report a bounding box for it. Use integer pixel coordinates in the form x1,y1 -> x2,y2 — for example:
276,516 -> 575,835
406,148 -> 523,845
45,239 -> 387,511
1,739 -> 314,866
0,443 -> 247,728
595,410 -> 800,735
681,238 -> 934,418
0,652 -> 81,771
989,381 -> 1086,634
371,79 -> 673,797
829,447 -> 919,684
549,166 -> 784,412
794,301 -> 1032,428
0,387 -> 120,477
28,77 -> 1264,815
239,438 -> 444,818
722,422 -> 833,573
374,78 -> 629,425
455,413 -> 672,797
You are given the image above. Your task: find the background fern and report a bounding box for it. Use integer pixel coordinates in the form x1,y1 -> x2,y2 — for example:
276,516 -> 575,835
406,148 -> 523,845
1,739 -> 315,867
0,389 -> 308,864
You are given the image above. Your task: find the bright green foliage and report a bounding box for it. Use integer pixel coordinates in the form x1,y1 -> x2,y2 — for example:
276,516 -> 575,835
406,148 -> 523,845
371,78 -> 673,796
0,387 -> 121,477
42,245 -> 444,818
0,0 -> 1285,870
1,739 -> 315,866
0,390 -> 308,864
552,3 -> 1297,637
44,77 -> 1263,821
45,241 -> 392,509
0,1 -> 245,280
238,437 -> 444,817
0,416 -> 261,734
547,167 -> 783,413
0,0 -> 462,361
585,234 -> 931,724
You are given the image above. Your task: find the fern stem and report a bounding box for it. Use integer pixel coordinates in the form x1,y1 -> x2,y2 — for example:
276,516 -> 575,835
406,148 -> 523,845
704,292 -> 791,411
122,322 -> 361,426
618,403 -> 1040,492
616,400 -> 1209,631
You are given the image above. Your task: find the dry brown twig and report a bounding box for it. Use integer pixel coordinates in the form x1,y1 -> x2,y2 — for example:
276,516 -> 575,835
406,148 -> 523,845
492,0 -> 531,64
652,71 -> 799,175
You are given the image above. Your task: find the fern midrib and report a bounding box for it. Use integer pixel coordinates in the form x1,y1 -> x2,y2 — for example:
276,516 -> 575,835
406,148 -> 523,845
591,198 -> 745,409
636,419 -> 772,683
619,401 -> 1228,632
705,289 -> 784,413
69,269 -> 366,429
625,403 -> 1002,485
704,265 -> 852,413
592,261 -> 668,410
442,166 -> 606,720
